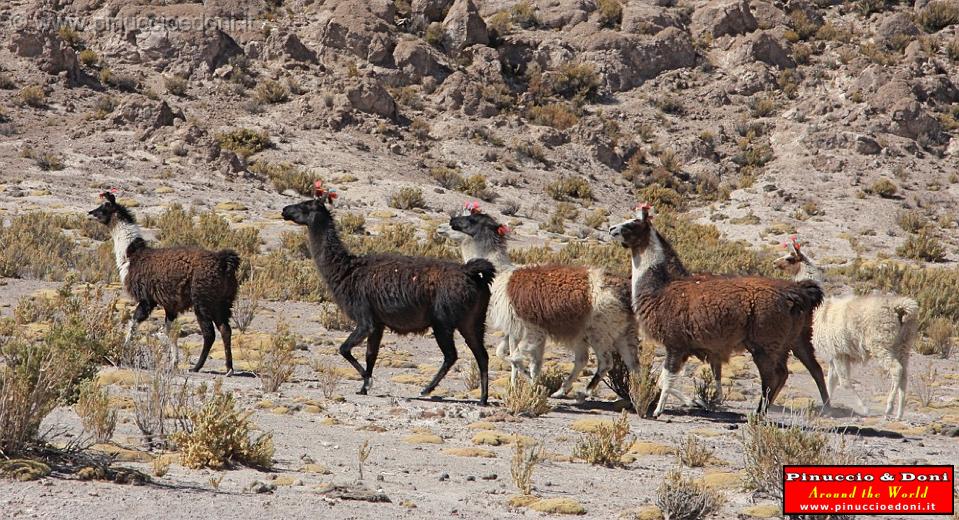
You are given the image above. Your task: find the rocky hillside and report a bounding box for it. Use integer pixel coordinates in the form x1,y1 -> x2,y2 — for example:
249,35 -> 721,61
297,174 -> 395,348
1,0 -> 958,267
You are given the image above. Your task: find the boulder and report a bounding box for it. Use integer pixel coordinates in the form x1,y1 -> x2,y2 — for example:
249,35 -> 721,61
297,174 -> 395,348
267,31 -> 318,63
318,0 -> 397,66
580,27 -> 697,91
344,78 -> 397,119
465,45 -> 502,84
535,0 -> 592,30
714,31 -> 793,69
888,100 -> 941,141
691,0 -> 758,38
749,1 -> 788,29
411,0 -> 453,23
875,12 -> 919,49
393,39 -> 450,83
112,97 -> 183,129
10,21 -> 82,84
442,0 -> 489,55
622,4 -> 684,35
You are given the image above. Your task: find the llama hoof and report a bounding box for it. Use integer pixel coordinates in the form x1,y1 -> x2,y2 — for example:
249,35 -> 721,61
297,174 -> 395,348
572,391 -> 588,404
225,369 -> 235,377
549,389 -> 568,399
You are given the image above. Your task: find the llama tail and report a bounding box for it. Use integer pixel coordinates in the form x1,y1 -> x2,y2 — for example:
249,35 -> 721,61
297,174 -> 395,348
790,280 -> 824,313
893,298 -> 920,325
216,249 -> 241,275
463,258 -> 496,289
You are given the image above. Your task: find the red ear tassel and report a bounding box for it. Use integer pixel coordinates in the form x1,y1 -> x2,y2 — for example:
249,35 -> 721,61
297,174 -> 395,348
314,180 -> 325,199
496,225 -> 510,236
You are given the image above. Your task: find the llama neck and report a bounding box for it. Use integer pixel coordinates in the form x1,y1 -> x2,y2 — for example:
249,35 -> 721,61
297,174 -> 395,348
630,229 -> 674,303
460,236 -> 513,270
306,220 -> 355,291
110,220 -> 141,284
794,256 -> 824,284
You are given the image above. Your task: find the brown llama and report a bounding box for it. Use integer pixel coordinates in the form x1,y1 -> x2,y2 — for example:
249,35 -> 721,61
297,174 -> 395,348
89,191 -> 240,374
281,184 -> 496,404
609,205 -> 830,416
443,202 -> 639,400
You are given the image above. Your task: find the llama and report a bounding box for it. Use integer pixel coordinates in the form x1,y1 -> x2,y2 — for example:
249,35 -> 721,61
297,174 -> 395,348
88,191 -> 240,374
609,205 -> 829,416
775,237 -> 919,419
445,202 -> 639,399
281,184 -> 496,404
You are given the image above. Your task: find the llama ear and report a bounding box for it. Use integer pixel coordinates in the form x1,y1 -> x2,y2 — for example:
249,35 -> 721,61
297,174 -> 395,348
99,190 -> 117,204
634,202 -> 653,220
313,180 -> 325,199
496,224 -> 510,236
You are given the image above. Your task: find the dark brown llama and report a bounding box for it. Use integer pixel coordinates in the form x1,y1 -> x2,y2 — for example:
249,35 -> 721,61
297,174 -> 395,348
609,205 -> 830,416
89,192 -> 240,374
281,188 -> 496,404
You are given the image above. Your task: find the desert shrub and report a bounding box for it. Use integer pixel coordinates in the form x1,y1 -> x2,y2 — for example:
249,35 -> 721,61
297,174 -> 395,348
461,174 -> 494,200
844,259 -> 959,330
741,414 -> 861,499
546,176 -> 592,201
164,75 -> 188,96
552,62 -> 601,102
654,96 -> 685,115
310,359 -> 342,399
430,166 -> 465,189
171,379 -> 274,469
792,43 -> 813,64
388,186 -> 426,210
318,302 -> 354,331
503,377 -> 551,417
635,184 -> 685,211
584,208 -> 609,229
573,410 -> 633,467
90,96 -> 117,120
154,205 -> 260,257
528,102 -> 579,130
0,321 -> 94,455
924,317 -> 954,358
897,210 -> 929,234
596,0 -> 623,27
348,222 -> 457,259
510,0 -> 538,28
534,364 -> 566,396
897,229 -> 946,262
678,434 -> 713,468
75,380 -> 117,443
511,440 -> 542,495
789,9 -> 821,41
749,95 -> 778,117
512,139 -> 547,163
779,70 -> 802,99
856,0 -> 888,15
0,213 -> 88,281
656,468 -> 724,520
693,366 -> 724,412
231,273 -> 265,333
18,85 -> 46,108
337,213 -> 366,235
216,129 -> 272,158
425,22 -> 444,46
57,25 -> 83,48
249,160 -> 315,196
870,179 -> 898,198
78,49 -> 99,67
919,1 -> 959,32
410,117 -> 430,139
256,322 -> 297,393
658,149 -> 682,174
253,79 -> 289,104
487,10 -> 513,39
947,37 -> 959,61
34,151 -> 64,171
604,346 -> 658,418
0,72 -> 16,90
254,250 -> 327,302
912,363 -> 939,407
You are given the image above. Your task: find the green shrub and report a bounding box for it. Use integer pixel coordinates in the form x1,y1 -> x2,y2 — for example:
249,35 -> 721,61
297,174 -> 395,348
78,49 -> 99,67
789,9 -> 821,41
165,75 -> 188,96
0,213 -> 85,280
57,26 -> 83,48
18,85 -> 46,108
216,129 -> 272,158
388,186 -> 426,210
253,79 -> 289,104
546,176 -> 592,201
510,0 -> 538,28
461,174 -> 493,200
425,22 -> 444,46
487,10 -> 513,39
552,63 -> 601,102
430,166 -> 465,190
573,411 -> 633,466
154,205 -> 261,257
897,229 -> 947,262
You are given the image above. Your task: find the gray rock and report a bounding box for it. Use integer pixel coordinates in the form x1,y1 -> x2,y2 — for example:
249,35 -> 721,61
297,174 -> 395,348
393,39 -> 450,83
318,0 -> 397,66
691,0 -> 758,38
875,12 -> 919,49
442,0 -> 489,55
579,27 -> 697,91
855,135 -> 882,155
345,78 -> 398,119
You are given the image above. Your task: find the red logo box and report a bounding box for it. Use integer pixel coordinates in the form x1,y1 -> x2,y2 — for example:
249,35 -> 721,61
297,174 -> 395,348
783,465 -> 954,516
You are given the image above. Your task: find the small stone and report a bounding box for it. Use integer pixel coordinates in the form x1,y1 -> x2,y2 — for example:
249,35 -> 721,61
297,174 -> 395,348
466,475 -> 476,481
439,473 -> 450,481
480,473 -> 497,481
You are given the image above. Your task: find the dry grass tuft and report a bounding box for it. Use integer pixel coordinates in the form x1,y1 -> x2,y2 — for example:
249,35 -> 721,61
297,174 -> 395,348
76,380 -> 117,443
317,302 -> 354,331
912,363 -> 939,408
215,128 -> 272,159
546,176 -> 593,201
256,321 -> 297,393
677,435 -> 713,468
573,410 -> 633,466
922,317 -> 954,358
389,186 -> 426,210
897,229 -> 946,262
153,204 -> 260,257
171,379 -> 274,469
231,272 -> 266,333
510,439 -> 542,495
656,468 -> 725,520
248,160 -> 315,196
311,359 -> 343,400
504,377 -> 552,418
693,366 -> 724,412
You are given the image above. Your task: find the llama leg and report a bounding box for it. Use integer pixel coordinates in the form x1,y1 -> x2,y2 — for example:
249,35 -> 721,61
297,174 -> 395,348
895,358 -> 908,420
361,325 -> 384,394
508,336 -> 527,386
835,357 -> 868,415
792,337 -> 830,408
752,350 -> 782,415
524,332 -> 546,382
884,362 -> 907,420
124,300 -> 154,344
164,311 -> 179,370
826,360 -> 839,402
495,335 -> 510,359
553,345 -> 588,399
191,317 -> 217,373
421,326 -> 458,397
338,323 -> 373,394
217,320 -> 233,376
582,350 -> 614,400
459,322 -> 491,406
653,353 -> 687,417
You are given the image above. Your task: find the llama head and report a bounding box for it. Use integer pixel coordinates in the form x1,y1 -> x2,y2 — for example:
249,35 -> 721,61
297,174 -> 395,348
608,203 -> 654,249
88,190 -> 135,226
444,202 -> 509,259
773,235 -> 807,275
282,198 -> 333,228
